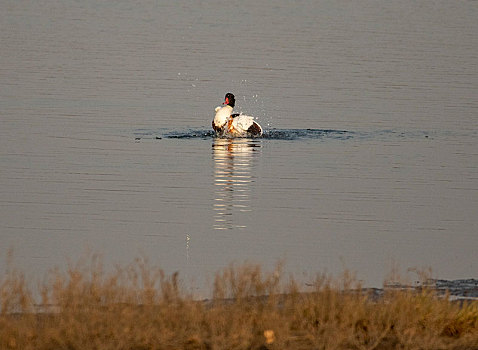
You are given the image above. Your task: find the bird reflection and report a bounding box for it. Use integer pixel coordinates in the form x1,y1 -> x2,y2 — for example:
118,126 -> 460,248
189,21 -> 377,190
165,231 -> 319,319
212,138 -> 261,230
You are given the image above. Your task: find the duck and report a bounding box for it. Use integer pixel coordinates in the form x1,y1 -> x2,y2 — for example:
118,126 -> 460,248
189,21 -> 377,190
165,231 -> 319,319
212,93 -> 263,137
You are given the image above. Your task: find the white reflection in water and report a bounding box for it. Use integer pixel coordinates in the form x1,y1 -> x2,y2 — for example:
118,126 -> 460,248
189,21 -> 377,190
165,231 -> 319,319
212,138 -> 261,230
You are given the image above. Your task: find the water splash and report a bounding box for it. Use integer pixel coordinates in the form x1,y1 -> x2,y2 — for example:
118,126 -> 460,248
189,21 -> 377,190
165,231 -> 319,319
165,130 -> 216,139
262,129 -> 352,140
132,128 -> 442,142
133,128 -> 354,141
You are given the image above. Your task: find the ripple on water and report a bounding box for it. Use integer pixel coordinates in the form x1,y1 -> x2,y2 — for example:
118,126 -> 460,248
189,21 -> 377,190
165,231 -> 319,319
133,128 -> 354,141
131,128 -> 460,143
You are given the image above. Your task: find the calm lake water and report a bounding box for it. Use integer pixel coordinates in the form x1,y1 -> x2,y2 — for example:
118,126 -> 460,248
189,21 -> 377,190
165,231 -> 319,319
1,0 -> 477,293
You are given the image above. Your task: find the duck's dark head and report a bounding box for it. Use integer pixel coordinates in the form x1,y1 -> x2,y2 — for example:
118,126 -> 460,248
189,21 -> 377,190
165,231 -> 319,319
223,93 -> 235,108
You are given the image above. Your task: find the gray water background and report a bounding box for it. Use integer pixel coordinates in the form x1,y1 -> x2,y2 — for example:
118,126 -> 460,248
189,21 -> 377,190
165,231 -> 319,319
1,0 -> 477,293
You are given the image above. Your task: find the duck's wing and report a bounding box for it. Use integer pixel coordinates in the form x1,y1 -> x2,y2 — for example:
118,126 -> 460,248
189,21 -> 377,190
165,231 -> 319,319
233,115 -> 262,136
247,121 -> 262,136
233,115 -> 254,131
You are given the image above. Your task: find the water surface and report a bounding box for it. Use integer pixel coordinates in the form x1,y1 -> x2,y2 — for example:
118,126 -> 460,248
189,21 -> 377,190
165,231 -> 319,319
1,0 -> 477,293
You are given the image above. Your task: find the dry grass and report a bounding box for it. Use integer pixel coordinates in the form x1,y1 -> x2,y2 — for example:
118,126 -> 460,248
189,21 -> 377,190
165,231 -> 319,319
1,255 -> 477,350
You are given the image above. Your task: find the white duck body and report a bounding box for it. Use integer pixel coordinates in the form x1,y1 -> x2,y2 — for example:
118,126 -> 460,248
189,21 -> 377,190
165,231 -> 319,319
213,95 -> 262,137
213,105 -> 233,131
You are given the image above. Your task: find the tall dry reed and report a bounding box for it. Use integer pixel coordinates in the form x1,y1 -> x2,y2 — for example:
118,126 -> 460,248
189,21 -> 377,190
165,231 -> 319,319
1,255 -> 477,350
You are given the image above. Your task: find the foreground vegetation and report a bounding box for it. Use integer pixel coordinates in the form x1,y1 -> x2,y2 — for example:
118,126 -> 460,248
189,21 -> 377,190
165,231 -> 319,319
1,256 -> 477,350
